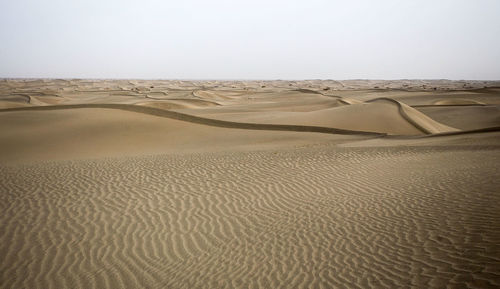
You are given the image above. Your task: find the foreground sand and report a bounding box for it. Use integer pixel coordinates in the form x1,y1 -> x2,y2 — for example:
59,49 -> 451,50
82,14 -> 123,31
1,79 -> 499,288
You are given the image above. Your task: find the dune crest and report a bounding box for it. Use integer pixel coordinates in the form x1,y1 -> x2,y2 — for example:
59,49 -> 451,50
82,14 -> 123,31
136,99 -> 220,110
433,98 -> 486,106
367,98 -> 460,134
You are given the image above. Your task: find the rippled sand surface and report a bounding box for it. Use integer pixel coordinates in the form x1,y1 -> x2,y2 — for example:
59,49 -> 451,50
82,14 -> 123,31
1,79 -> 500,288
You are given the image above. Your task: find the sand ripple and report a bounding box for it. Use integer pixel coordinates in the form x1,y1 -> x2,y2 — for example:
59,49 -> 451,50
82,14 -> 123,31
1,146 -> 499,288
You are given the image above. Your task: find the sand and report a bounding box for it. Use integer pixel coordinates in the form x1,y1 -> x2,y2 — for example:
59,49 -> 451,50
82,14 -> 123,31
1,79 -> 499,288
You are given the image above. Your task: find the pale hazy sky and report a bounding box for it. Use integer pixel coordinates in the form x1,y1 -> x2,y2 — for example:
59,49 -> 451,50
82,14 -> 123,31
1,0 -> 499,79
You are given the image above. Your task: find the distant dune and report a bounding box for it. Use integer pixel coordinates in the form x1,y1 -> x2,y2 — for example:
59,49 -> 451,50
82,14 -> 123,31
1,79 -> 499,288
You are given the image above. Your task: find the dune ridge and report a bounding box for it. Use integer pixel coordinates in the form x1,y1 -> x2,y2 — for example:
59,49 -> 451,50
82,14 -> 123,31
432,99 -> 486,106
0,104 -> 387,136
365,98 -> 459,134
2,102 -> 499,141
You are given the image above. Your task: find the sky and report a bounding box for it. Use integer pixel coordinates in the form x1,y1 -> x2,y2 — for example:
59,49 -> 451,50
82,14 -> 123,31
1,0 -> 499,79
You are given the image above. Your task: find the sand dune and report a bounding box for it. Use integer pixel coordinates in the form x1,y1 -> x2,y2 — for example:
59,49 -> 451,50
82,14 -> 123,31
0,94 -> 31,104
367,98 -> 459,134
415,105 -> 500,130
432,98 -> 485,106
1,79 -> 499,288
137,99 -> 220,110
183,97 -> 459,135
193,90 -> 235,101
0,100 -> 30,109
0,107 -> 369,163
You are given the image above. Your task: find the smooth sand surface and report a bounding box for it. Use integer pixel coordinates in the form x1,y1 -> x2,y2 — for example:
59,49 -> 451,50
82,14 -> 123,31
1,79 -> 500,288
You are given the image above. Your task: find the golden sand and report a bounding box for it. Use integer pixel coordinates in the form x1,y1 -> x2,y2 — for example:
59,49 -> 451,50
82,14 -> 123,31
1,79 -> 499,288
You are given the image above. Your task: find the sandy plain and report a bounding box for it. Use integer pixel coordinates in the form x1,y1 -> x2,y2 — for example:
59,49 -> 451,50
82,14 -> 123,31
0,79 -> 499,288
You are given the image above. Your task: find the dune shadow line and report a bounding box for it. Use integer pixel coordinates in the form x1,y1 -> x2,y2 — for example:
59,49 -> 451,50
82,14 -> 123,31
0,104 -> 386,136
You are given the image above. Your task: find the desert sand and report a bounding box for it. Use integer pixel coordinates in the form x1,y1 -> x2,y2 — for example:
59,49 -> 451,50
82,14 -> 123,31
1,79 -> 499,288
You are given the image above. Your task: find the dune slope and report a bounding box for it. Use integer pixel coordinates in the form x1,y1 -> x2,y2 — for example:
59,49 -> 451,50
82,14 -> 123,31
184,99 -> 459,135
0,107 -> 370,163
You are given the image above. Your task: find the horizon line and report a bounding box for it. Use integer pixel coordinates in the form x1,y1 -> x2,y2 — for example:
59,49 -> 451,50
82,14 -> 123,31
2,77 -> 500,82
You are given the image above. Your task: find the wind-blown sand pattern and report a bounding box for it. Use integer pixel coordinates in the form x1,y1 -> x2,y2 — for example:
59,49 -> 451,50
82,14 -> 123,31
1,79 -> 500,288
